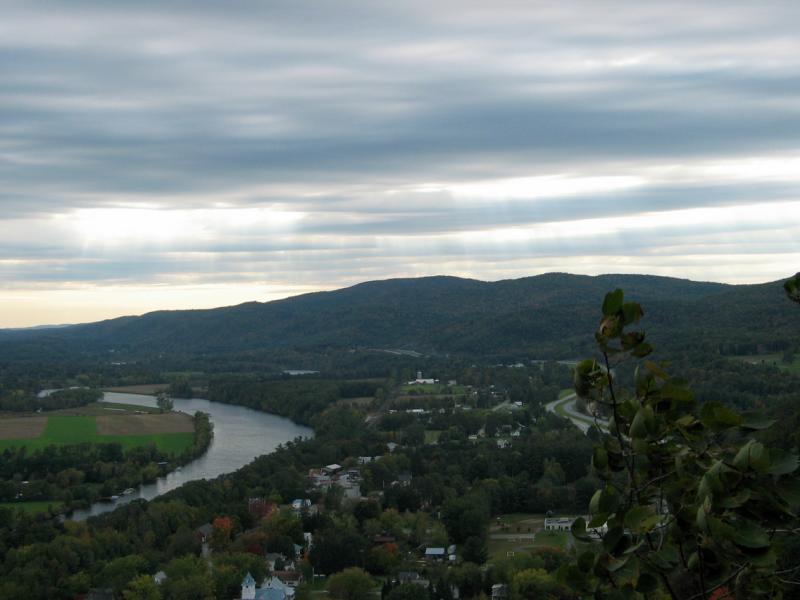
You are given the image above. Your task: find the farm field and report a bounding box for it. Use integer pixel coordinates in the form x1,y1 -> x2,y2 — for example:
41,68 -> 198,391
0,413 -> 195,454
102,383 -> 170,395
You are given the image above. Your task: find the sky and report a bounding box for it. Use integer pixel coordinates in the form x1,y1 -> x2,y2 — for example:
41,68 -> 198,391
2,1 -> 800,327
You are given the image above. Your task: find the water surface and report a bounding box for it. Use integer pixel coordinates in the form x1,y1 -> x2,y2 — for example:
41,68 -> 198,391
68,391 -> 312,520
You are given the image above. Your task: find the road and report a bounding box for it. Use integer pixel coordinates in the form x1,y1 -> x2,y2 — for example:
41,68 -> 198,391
545,392 -> 608,433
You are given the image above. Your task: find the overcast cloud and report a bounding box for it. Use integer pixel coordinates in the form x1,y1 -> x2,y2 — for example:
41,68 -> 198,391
2,0 -> 800,326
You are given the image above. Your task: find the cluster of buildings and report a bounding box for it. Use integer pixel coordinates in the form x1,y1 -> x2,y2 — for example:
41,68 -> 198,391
543,516 -> 607,538
240,573 -> 297,600
307,463 -> 362,500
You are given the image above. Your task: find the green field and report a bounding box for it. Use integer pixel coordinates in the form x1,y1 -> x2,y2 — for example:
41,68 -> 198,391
0,415 -> 193,454
532,530 -> 570,549
0,500 -> 64,515
424,430 -> 442,444
732,353 -> 800,374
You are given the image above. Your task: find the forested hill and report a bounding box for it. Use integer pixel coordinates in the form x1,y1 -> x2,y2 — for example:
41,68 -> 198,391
0,273 -> 796,362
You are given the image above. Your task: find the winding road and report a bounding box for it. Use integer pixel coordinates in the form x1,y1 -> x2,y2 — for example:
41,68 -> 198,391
545,392 -> 608,433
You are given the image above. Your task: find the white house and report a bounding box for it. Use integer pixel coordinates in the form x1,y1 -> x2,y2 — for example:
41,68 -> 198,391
241,574 -> 293,600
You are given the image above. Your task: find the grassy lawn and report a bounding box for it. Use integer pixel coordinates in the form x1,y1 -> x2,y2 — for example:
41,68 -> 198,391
558,388 -> 574,399
0,500 -> 64,514
532,530 -> 570,549
0,415 -> 194,454
424,430 -> 442,444
488,538 -> 536,560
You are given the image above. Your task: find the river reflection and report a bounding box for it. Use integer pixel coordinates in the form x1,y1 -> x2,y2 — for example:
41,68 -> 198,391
68,392 -> 312,520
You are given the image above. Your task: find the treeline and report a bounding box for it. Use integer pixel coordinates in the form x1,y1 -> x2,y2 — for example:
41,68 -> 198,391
206,376 -> 386,425
0,387 -> 102,412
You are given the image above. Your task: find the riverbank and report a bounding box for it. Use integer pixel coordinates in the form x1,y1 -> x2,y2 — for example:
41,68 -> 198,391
0,403 -> 214,518
65,392 -> 311,520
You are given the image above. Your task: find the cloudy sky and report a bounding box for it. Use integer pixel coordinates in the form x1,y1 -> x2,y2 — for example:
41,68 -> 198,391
2,1 -> 800,326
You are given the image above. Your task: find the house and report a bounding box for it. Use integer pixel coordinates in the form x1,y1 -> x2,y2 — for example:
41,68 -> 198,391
387,442 -> 399,452
291,498 -> 312,512
241,574 -> 294,600
373,534 -> 397,546
357,456 -> 375,464
491,584 -> 509,600
153,571 -> 167,585
496,439 -> 511,449
424,547 -> 446,561
447,544 -> 457,562
308,469 -> 332,489
543,517 -> 574,531
274,570 -> 302,588
395,473 -> 412,487
303,532 -> 313,549
407,371 -> 438,385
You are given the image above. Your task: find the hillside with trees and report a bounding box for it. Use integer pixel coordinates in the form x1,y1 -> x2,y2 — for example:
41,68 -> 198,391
0,274 -> 797,368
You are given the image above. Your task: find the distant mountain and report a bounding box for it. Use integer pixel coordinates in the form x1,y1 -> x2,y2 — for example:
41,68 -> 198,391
0,273 -> 796,364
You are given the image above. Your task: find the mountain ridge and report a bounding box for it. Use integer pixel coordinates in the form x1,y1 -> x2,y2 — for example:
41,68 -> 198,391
0,273 -> 793,363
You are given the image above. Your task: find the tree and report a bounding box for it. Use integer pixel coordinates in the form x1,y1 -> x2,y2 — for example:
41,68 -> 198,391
211,515 -> 234,551
512,568 -> 564,600
328,567 -> 375,600
123,575 -> 162,600
388,583 -> 430,600
156,392 -> 174,412
561,286 -> 800,599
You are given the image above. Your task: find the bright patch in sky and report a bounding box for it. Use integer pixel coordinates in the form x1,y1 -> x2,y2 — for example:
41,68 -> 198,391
1,0 -> 800,326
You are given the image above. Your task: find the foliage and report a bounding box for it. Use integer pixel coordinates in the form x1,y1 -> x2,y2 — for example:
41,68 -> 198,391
328,567 -> 375,600
156,392 -> 174,412
0,387 -> 101,412
562,286 -> 800,599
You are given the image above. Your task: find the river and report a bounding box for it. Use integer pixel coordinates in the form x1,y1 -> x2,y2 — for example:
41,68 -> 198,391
67,392 -> 313,520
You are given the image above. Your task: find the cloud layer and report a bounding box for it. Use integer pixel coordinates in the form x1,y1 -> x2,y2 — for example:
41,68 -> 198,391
2,1 -> 800,325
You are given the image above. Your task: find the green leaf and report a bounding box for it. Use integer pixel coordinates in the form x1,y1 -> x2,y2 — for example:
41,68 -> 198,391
603,525 -> 625,553
602,289 -> 624,316
775,478 -> 800,505
588,512 -> 608,528
768,448 -> 800,475
593,447 -> 608,470
717,488 -> 751,509
636,572 -> 659,594
623,505 -> 653,531
621,302 -> 644,325
631,342 -> 653,358
577,551 -> 595,572
730,519 -> 770,549
700,401 -> 742,431
629,406 -> 653,439
733,439 -> 770,472
571,517 -> 592,542
740,411 -> 777,431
